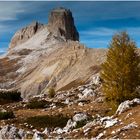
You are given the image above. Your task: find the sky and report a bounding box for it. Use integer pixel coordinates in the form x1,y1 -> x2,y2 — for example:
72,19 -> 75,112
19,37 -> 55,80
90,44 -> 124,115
1,1 -> 140,53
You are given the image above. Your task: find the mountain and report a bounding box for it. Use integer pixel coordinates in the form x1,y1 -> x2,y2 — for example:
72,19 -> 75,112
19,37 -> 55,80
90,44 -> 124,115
0,7 -> 106,98
1,7 -> 140,139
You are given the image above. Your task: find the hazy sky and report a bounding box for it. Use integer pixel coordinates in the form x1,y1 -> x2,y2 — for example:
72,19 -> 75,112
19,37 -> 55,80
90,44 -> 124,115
1,1 -> 140,53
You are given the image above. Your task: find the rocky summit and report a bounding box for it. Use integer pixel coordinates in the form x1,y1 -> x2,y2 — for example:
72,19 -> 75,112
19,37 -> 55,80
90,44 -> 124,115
0,7 -> 140,139
48,7 -> 79,41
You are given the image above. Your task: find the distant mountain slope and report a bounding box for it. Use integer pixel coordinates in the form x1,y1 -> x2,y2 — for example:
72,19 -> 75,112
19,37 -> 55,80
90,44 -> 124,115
0,7 -> 107,98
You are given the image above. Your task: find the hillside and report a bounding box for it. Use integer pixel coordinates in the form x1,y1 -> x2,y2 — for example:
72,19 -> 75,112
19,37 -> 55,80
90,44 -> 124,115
0,76 -> 140,139
0,7 -> 140,139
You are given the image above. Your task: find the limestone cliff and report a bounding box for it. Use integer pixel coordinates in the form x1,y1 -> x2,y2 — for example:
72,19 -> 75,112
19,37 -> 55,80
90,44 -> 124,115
9,22 -> 44,50
48,7 -> 79,41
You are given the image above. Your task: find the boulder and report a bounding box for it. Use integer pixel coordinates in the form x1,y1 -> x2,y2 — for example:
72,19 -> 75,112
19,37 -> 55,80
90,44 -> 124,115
0,125 -> 25,139
32,131 -> 44,140
112,122 -> 138,135
53,127 -> 63,134
78,102 -> 84,106
42,128 -> 50,136
73,112 -> 88,122
78,86 -> 84,92
121,122 -> 138,130
64,98 -> 70,104
116,98 -> 140,115
82,88 -> 95,98
100,116 -> 118,128
95,132 -> 104,139
90,74 -> 101,85
63,119 -> 77,132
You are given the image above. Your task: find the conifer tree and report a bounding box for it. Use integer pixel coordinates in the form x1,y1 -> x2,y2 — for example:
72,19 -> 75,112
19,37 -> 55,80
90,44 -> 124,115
101,32 -> 140,105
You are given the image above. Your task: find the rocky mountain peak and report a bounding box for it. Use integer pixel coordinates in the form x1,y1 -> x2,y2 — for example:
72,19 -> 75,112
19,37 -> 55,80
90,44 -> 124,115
8,8 -> 79,51
48,7 -> 79,41
9,21 -> 44,50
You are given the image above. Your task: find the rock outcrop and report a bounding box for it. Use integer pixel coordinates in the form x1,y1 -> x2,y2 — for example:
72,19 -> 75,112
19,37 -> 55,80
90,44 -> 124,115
9,22 -> 44,50
48,7 -> 79,41
116,98 -> 140,115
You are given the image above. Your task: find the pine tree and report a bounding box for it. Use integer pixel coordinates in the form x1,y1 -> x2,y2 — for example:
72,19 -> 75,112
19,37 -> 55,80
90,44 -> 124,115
101,32 -> 140,105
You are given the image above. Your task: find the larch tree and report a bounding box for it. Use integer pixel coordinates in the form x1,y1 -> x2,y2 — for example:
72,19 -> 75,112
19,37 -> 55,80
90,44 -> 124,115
101,32 -> 140,105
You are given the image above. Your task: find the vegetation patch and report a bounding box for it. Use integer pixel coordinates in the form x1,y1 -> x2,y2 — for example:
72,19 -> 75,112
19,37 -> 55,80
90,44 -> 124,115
26,114 -> 70,129
0,111 -> 15,120
26,99 -> 50,109
55,102 -> 66,107
0,90 -> 21,104
48,88 -> 55,98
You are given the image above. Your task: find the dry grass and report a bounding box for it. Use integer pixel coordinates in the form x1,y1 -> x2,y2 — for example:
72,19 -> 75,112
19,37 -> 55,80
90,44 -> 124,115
99,105 -> 140,139
1,93 -> 140,139
26,114 -> 70,129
